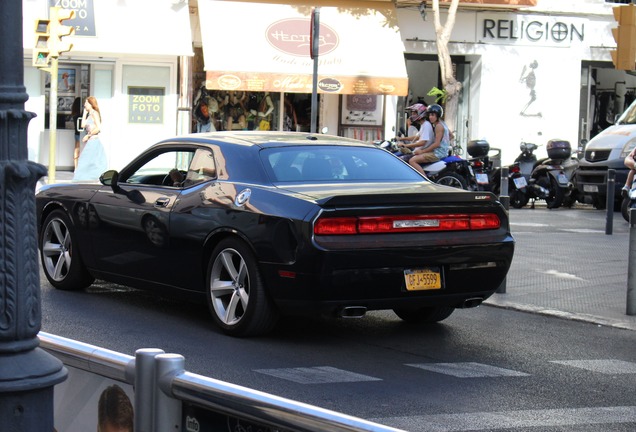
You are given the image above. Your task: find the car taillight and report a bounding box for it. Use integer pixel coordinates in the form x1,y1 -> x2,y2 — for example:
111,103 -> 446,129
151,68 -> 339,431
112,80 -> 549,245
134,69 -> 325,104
314,214 -> 500,235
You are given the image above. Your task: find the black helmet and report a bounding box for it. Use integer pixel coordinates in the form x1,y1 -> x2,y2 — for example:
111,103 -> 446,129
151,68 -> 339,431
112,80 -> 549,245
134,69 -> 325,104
426,104 -> 443,118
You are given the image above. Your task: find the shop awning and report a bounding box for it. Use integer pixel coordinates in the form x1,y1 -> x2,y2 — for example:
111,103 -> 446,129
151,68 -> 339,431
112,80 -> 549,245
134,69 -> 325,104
23,0 -> 193,57
198,1 -> 408,95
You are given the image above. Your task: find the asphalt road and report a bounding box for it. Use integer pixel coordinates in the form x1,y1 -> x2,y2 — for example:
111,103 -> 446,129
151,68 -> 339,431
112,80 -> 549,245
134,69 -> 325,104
40,239 -> 636,432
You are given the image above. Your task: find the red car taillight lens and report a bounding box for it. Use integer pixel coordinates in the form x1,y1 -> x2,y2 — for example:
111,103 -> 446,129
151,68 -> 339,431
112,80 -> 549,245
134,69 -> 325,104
313,217 -> 358,235
314,214 -> 500,235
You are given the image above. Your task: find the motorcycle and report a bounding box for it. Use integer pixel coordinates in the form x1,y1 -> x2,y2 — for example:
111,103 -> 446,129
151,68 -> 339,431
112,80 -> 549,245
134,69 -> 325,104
493,140 -> 573,209
467,139 -> 500,192
374,138 -> 474,190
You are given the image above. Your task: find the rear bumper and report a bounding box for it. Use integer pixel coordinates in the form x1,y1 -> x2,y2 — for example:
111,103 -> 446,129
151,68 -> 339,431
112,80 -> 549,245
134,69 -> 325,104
262,239 -> 514,314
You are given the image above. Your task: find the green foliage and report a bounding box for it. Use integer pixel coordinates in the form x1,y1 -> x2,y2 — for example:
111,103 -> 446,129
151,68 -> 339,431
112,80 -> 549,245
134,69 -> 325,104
427,87 -> 448,104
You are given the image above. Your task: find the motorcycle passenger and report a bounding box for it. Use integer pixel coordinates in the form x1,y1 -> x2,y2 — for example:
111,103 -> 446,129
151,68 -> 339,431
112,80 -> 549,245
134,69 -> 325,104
408,104 -> 450,176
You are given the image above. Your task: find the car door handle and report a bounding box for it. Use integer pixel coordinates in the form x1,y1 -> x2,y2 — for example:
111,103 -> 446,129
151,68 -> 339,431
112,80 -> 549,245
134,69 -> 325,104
155,197 -> 170,207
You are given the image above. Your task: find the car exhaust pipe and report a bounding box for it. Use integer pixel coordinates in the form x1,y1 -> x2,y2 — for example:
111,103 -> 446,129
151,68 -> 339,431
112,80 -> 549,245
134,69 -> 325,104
461,297 -> 483,308
339,306 -> 367,318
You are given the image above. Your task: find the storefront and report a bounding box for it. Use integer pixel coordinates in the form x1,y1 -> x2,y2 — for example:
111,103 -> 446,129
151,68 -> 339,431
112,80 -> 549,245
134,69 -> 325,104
395,1 -> 624,165
23,0 -> 193,172
194,0 -> 409,142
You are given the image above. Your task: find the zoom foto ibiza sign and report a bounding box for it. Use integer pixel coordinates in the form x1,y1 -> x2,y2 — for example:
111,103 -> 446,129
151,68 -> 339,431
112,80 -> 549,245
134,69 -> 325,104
128,87 -> 165,124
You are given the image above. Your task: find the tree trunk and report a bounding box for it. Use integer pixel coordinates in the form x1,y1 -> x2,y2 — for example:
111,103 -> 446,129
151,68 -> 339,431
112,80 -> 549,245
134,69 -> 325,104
432,0 -> 462,137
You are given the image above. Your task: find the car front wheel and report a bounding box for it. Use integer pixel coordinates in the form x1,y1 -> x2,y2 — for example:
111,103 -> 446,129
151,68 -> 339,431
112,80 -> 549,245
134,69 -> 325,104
40,209 -> 94,290
393,306 -> 455,323
206,238 -> 278,337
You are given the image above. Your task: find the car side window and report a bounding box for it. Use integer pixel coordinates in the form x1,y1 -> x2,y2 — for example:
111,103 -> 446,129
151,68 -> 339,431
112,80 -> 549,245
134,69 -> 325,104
126,150 -> 195,187
184,149 -> 216,187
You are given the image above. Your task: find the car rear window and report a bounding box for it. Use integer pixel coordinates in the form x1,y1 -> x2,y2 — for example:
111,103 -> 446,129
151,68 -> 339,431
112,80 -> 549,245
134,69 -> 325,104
261,146 -> 424,183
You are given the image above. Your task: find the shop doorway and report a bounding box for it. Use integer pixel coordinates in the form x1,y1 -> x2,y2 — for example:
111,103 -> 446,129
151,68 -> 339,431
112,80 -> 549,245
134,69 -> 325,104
402,54 -> 469,152
579,61 -> 636,147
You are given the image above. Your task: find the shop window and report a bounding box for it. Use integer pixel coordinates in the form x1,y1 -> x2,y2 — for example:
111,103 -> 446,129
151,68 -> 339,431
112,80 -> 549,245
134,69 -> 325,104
339,95 -> 385,142
44,64 -> 86,130
192,89 -> 281,132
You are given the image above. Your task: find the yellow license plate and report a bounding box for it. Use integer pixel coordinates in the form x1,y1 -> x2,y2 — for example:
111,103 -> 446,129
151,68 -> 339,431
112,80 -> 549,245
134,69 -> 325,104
404,268 -> 442,291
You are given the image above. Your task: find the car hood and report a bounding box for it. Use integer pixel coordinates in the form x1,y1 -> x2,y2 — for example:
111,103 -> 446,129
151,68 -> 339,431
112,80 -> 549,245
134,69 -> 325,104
276,182 -> 495,206
586,124 -> 636,150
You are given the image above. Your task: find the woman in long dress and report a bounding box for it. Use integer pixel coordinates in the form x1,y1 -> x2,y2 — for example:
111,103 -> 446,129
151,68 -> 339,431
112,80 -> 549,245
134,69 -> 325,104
73,96 -> 107,181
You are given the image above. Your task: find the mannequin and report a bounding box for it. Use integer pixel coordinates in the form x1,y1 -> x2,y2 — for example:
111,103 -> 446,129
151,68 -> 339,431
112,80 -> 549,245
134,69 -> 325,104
225,91 -> 247,130
257,92 -> 274,130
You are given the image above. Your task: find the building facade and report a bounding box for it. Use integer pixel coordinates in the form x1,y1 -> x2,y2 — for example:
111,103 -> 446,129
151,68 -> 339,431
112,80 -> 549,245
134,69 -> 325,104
22,0 -> 632,171
397,0 -> 631,164
23,0 -> 192,172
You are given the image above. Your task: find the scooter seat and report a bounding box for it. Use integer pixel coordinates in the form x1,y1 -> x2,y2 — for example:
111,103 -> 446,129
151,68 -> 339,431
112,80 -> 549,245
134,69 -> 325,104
423,160 -> 447,173
442,155 -> 463,163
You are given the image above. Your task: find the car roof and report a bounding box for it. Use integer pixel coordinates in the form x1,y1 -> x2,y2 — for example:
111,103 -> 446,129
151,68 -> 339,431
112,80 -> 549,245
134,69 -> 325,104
155,131 -> 373,149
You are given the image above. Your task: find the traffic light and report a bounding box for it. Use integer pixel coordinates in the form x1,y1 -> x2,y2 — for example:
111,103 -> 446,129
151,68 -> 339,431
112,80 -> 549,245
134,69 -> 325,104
49,7 -> 75,57
33,18 -> 51,69
611,4 -> 636,70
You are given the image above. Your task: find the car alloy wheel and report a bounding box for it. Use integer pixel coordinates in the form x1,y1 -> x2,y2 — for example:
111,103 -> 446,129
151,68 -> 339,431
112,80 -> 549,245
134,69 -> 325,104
207,238 -> 278,337
40,209 -> 94,290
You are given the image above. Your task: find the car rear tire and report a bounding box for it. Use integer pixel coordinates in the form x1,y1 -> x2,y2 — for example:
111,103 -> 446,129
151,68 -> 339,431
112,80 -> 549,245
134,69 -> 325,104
393,306 -> 455,323
206,238 -> 278,337
40,209 -> 94,290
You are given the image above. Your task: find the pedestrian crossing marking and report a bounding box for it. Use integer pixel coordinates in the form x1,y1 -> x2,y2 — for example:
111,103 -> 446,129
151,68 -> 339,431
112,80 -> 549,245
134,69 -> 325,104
405,362 -> 530,378
551,359 -> 636,374
372,406 -> 636,431
254,366 -> 382,384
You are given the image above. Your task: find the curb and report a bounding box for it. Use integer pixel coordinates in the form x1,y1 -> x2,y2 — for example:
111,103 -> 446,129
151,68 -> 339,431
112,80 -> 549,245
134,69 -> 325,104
483,298 -> 636,332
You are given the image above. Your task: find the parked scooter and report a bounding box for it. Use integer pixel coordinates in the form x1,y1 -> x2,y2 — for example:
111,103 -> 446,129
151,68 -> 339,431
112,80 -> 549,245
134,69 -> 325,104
375,138 -> 473,190
493,140 -> 573,209
467,139 -> 500,192
559,139 -> 587,207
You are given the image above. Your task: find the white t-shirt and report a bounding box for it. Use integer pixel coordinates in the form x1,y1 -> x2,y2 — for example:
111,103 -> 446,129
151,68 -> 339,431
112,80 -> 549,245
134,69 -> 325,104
415,121 -> 434,150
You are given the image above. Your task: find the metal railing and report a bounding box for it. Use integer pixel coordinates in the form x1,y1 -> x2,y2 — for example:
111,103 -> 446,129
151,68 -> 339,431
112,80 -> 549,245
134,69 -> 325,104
39,332 -> 404,432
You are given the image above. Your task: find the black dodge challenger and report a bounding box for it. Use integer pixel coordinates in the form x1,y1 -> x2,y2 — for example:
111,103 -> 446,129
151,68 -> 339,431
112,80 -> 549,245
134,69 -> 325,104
36,132 -> 514,337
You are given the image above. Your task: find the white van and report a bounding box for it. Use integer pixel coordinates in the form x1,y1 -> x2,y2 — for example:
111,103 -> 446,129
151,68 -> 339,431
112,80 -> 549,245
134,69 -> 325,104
576,98 -> 636,209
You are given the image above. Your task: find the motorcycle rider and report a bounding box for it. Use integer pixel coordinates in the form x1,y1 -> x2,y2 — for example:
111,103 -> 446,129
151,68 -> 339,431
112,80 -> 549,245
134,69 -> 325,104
408,104 -> 450,175
397,103 -> 426,141
396,104 -> 434,158
622,147 -> 636,198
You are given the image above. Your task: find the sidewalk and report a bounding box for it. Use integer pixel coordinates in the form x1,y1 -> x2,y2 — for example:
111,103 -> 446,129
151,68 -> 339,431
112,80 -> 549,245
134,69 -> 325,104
485,204 -> 636,331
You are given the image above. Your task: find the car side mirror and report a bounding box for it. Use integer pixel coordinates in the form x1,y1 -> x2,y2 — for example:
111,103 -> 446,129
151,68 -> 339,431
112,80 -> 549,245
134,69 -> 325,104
100,169 -> 122,193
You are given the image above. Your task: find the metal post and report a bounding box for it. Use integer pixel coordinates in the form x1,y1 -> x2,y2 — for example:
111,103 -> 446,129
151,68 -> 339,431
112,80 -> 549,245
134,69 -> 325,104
48,56 -> 59,184
0,1 -> 66,430
135,349 -> 165,432
499,166 -> 510,210
496,167 -> 509,294
628,208 -> 636,315
155,354 -> 185,432
310,7 -> 320,133
606,169 -> 615,235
